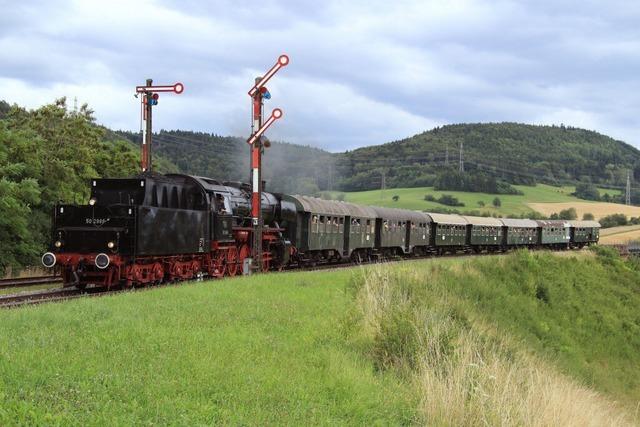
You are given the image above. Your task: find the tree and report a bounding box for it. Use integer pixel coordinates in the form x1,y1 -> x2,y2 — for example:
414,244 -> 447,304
0,123 -> 43,274
583,212 -> 595,220
558,207 -> 577,220
599,214 -> 627,228
573,182 -> 600,201
492,197 -> 501,208
0,99 -> 151,273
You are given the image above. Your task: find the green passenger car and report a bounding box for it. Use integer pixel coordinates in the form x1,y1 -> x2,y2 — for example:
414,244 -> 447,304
536,220 -> 571,246
462,216 -> 503,246
426,213 -> 468,247
281,195 -> 376,261
568,220 -> 600,246
371,207 -> 429,255
500,218 -> 539,246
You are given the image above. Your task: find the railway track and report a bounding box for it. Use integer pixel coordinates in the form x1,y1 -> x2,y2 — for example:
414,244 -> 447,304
0,287 -> 87,308
0,275 -> 62,289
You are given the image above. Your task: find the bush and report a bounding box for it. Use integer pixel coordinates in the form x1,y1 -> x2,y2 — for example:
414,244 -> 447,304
437,194 -> 464,207
434,169 -> 523,195
392,195 -> 399,202
573,182 -> 600,201
477,200 -> 485,207
583,212 -> 595,220
599,214 -> 627,228
558,208 -> 577,220
424,195 -> 436,202
492,197 -> 502,208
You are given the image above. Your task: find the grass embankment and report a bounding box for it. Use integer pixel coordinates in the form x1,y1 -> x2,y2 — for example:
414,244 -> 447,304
334,184 -> 621,217
0,250 -> 638,425
346,249 -> 640,425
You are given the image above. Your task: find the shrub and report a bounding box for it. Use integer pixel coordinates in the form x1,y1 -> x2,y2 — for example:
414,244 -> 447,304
583,212 -> 595,220
492,197 -> 501,208
599,213 -> 627,228
392,195 -> 399,202
558,207 -> 577,220
437,194 -> 464,207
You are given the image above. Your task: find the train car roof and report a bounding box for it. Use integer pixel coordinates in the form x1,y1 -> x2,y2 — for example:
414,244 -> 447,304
499,218 -> 539,228
567,220 -> 601,228
424,213 -> 468,225
460,215 -> 503,226
285,195 -> 377,218
535,220 -> 571,227
370,206 -> 427,222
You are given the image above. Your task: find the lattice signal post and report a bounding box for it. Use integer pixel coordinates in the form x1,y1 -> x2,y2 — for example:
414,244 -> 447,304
247,54 -> 289,272
135,80 -> 184,172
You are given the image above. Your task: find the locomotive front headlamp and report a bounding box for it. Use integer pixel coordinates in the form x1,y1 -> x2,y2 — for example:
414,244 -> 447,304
54,240 -> 63,248
89,198 -> 97,206
107,241 -> 115,249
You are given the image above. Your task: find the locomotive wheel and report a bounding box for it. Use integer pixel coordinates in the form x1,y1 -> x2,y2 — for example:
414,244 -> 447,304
237,244 -> 250,272
227,247 -> 238,277
215,252 -> 227,277
153,263 -> 164,285
191,261 -> 200,279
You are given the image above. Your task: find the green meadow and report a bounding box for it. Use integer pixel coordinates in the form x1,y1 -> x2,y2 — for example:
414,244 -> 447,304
0,249 -> 638,425
331,184 -> 621,216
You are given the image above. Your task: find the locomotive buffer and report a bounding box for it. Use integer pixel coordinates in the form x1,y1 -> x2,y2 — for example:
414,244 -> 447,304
247,54 -> 289,272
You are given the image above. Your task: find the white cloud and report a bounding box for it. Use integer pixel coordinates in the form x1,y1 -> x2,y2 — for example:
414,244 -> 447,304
0,0 -> 639,149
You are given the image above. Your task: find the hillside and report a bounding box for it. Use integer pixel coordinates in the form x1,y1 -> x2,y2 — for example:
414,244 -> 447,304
0,250 -> 637,424
121,123 -> 640,199
335,123 -> 640,192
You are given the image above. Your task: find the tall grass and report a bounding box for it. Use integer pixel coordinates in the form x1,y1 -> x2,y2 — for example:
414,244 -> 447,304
349,259 -> 638,426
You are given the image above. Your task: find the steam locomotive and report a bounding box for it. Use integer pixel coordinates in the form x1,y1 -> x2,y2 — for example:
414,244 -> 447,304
41,173 -> 600,288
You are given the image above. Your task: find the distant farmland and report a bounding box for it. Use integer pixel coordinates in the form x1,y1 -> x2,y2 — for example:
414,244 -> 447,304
332,184 -> 622,217
528,201 -> 640,220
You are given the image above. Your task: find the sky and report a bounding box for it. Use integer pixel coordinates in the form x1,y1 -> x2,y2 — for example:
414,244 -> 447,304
1,0 -> 639,152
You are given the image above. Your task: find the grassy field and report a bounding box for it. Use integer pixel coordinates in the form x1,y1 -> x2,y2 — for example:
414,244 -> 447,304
331,184 -> 623,217
529,201 -> 640,220
0,250 -> 638,424
600,224 -> 640,244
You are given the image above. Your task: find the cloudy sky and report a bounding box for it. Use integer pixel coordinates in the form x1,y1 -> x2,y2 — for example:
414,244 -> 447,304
1,0 -> 639,151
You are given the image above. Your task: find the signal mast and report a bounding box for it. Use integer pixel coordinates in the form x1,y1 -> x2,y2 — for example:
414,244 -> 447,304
246,54 -> 289,272
135,80 -> 184,172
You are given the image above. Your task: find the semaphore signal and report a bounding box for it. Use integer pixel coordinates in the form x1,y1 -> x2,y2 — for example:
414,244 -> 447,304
135,79 -> 184,172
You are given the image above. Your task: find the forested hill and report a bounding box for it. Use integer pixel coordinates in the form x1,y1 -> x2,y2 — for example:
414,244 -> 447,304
335,123 -> 640,191
117,130 -> 334,195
